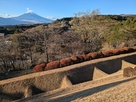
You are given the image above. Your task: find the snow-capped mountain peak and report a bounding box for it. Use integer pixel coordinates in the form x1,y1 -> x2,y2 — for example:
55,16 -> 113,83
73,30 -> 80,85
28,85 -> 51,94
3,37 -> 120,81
13,12 -> 53,24
0,12 -> 53,26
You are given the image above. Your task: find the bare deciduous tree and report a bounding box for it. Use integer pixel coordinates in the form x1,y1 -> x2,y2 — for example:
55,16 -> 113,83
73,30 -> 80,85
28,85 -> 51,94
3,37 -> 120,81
70,10 -> 102,52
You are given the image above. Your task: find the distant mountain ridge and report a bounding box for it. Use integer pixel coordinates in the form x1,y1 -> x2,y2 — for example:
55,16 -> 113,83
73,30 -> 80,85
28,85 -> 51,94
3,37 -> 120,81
0,12 -> 53,26
13,12 -> 52,23
0,17 -> 30,26
120,14 -> 136,17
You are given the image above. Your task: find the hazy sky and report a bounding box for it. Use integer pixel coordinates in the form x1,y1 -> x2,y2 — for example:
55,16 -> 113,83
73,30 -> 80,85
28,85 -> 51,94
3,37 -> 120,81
0,0 -> 136,19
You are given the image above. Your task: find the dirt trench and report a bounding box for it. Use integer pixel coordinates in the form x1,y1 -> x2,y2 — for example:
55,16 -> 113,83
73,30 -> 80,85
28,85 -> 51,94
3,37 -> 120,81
0,52 -> 136,102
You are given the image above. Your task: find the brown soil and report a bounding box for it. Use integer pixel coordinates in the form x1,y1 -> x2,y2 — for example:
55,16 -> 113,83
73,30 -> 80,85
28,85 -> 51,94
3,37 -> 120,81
15,71 -> 136,102
73,77 -> 136,102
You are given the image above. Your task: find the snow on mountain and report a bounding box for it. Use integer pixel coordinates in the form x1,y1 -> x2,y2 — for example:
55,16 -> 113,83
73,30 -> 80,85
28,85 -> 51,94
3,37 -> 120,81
0,12 -> 53,26
13,12 -> 53,24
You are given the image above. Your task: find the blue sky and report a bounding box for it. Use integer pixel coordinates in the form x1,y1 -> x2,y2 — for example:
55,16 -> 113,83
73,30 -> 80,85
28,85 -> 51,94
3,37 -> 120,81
0,0 -> 136,19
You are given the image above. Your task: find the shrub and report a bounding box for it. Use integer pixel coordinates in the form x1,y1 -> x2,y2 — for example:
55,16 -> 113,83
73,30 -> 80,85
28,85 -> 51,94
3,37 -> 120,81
123,67 -> 134,77
60,58 -> 73,67
45,61 -> 60,70
102,50 -> 113,57
33,63 -> 46,72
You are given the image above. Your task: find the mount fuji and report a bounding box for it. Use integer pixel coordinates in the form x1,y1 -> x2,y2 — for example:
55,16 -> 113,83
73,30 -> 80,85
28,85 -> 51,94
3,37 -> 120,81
0,12 -> 53,26
13,12 -> 53,23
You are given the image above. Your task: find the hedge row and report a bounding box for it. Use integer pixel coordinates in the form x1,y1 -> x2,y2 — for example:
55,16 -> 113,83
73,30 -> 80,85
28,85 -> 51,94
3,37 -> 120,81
33,46 -> 136,72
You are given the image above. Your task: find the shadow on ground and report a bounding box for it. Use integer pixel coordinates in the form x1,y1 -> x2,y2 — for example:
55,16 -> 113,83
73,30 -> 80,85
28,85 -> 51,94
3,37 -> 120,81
48,77 -> 136,102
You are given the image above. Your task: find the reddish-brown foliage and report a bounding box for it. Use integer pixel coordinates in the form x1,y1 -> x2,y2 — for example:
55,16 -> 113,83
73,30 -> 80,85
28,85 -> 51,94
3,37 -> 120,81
132,46 -> 136,51
124,47 -> 135,53
90,52 -> 103,59
34,46 -> 136,72
33,63 -> 46,72
97,52 -> 104,58
102,50 -> 113,57
76,55 -> 85,63
118,48 -> 126,54
45,61 -> 60,70
81,54 -> 90,61
91,53 -> 97,59
111,48 -> 121,55
71,56 -> 80,64
60,58 -> 73,67
85,54 -> 92,61
86,53 -> 93,59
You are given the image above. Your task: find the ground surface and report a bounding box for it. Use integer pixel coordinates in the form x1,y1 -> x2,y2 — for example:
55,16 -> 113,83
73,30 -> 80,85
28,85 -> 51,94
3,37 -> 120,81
73,77 -> 136,102
16,70 -> 136,102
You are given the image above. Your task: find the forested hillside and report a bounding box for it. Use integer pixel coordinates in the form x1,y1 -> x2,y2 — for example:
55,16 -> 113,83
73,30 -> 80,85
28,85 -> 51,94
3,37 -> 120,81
0,12 -> 136,79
